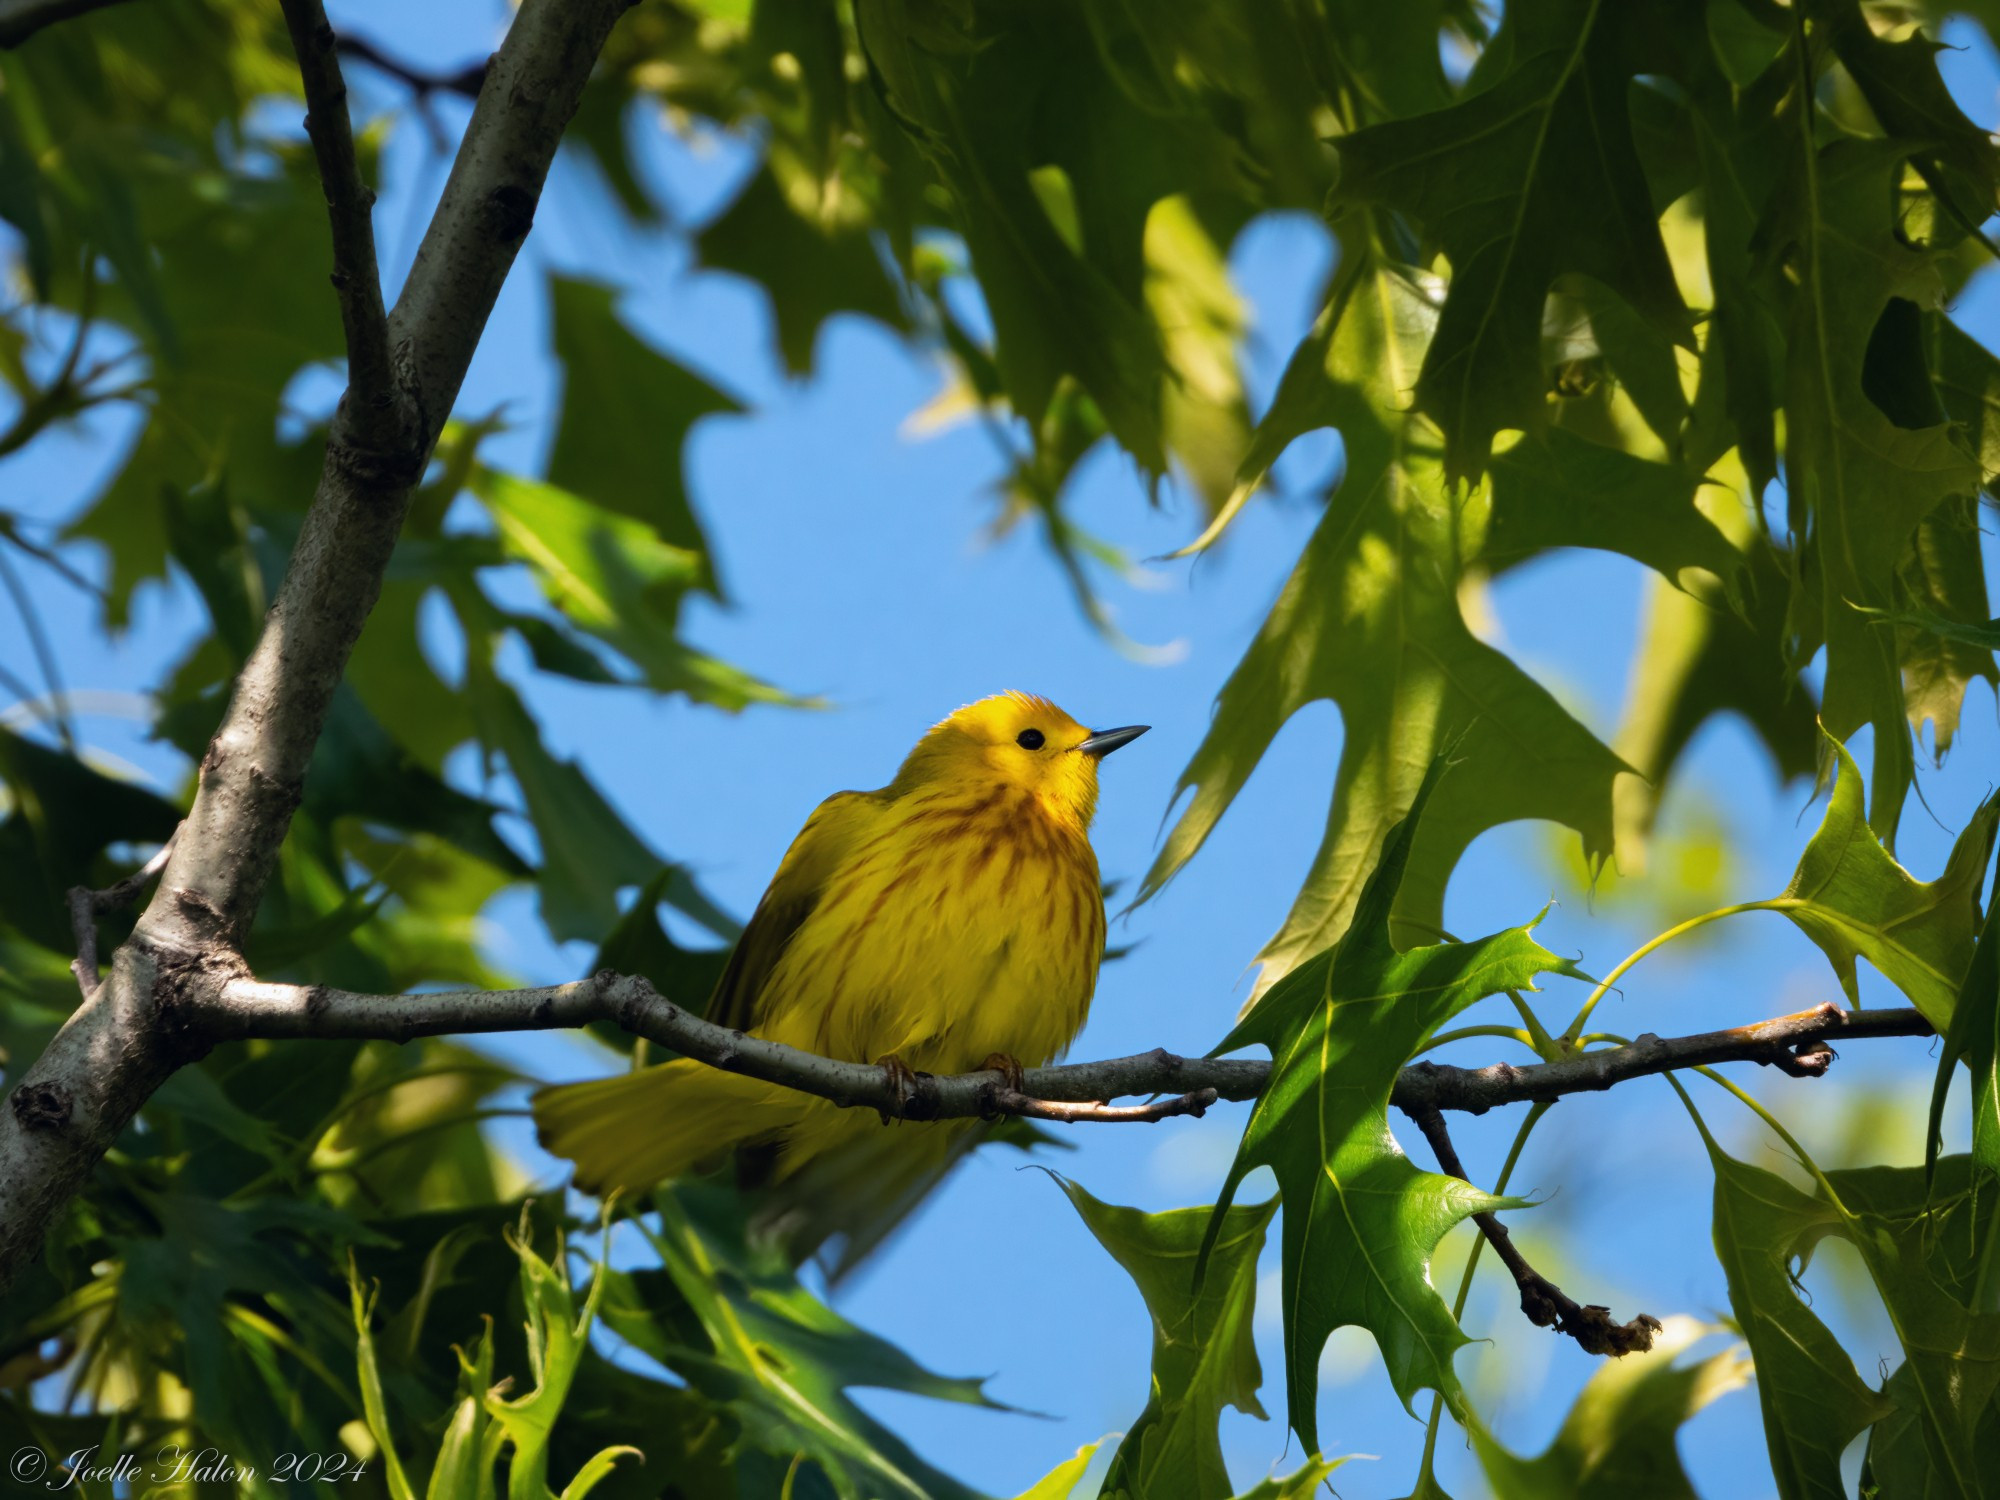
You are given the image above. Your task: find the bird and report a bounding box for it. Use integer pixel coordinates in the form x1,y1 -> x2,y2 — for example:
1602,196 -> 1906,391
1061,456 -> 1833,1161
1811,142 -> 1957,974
532,692 -> 1148,1199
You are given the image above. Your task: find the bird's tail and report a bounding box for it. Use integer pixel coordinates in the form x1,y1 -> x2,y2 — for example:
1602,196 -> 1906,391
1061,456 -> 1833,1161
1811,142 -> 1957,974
532,1060 -> 815,1197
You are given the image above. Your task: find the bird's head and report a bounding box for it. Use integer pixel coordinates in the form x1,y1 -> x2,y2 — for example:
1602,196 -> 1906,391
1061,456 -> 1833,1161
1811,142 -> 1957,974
895,692 -> 1148,832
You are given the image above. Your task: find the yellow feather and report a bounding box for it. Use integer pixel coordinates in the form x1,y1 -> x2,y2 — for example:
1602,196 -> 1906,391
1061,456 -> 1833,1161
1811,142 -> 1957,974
532,693 -> 1128,1197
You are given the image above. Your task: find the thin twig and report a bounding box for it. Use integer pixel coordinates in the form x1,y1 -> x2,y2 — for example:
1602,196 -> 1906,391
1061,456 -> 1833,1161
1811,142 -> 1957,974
279,0 -> 397,436
336,32 -> 487,100
1391,1002 -> 1933,1114
1403,1103 -> 1663,1357
66,828 -> 179,998
989,1088 -> 1220,1124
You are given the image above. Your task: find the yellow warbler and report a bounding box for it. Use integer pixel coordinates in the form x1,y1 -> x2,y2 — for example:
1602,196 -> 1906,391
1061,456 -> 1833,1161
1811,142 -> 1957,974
532,692 -> 1146,1195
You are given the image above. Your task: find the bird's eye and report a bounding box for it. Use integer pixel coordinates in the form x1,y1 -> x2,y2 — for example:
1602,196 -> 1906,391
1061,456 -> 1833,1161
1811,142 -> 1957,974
1016,728 -> 1046,750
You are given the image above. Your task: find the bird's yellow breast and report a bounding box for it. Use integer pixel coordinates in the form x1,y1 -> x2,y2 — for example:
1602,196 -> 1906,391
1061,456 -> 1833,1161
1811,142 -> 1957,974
756,782 -> 1105,1074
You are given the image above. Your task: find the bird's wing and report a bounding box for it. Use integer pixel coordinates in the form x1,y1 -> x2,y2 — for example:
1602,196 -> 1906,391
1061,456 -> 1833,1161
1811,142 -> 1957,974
704,789 -> 876,1033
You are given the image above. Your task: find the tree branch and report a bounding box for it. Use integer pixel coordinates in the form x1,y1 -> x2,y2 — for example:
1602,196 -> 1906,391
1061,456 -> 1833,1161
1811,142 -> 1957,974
197,974 -> 1933,1124
280,0 -> 396,441
0,0 -> 635,1295
1403,1103 -> 1663,1357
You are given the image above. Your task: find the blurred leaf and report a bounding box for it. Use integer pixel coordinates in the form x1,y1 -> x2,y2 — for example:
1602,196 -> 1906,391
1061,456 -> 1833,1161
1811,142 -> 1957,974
1935,316 -> 2000,491
699,163 -> 909,376
1470,1318 -> 1750,1500
1200,759 -> 1577,1447
1014,1444 -> 1103,1500
57,141 -> 348,620
547,277 -> 740,585
462,656 -> 662,947
1608,517 -> 1816,873
0,727 -> 180,950
475,468 -> 796,710
1772,729 -> 1997,1029
1813,0 -> 2000,234
1059,1178 -> 1275,1500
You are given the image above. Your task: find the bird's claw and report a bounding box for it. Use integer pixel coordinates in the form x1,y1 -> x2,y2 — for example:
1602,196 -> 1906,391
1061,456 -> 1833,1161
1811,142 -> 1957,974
979,1052 -> 1027,1094
876,1053 -> 919,1122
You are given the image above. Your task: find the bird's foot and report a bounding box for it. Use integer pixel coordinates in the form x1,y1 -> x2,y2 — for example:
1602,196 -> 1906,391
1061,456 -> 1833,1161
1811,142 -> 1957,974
979,1052 -> 1027,1094
876,1053 -> 919,1122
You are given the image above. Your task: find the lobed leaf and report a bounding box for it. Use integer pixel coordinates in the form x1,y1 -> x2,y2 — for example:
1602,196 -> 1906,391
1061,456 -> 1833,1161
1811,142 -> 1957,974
1771,728 -> 1996,1029
1059,1178 -> 1276,1500
1200,759 -> 1578,1446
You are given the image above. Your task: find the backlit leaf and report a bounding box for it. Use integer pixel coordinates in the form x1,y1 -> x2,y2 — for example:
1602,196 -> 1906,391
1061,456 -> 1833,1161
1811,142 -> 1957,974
1771,729 -> 1996,1029
1681,1100 -> 1892,1500
1141,253 -> 1628,983
1330,0 -> 1698,477
1200,760 -> 1577,1446
1060,1178 -> 1275,1500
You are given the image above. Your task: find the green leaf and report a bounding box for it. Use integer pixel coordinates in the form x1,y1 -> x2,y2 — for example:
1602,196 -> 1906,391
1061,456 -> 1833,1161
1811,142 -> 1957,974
0,727 -> 182,950
1830,1160 -> 2000,1497
1681,1100 -> 1893,1499
1059,1178 -> 1276,1500
1770,728 -> 1996,1029
1935,315 -> 2000,493
1766,131 -> 1981,845
698,163 -> 910,376
1893,496 -> 1999,755
59,142 -> 347,620
1329,0 -> 1698,477
482,1210 -> 633,1500
854,0 -> 1254,479
1012,1444 -> 1103,1500
1605,486 -> 1816,868
1927,898 -> 2000,1313
1140,254 -> 1628,985
349,1263 -> 420,1500
1232,1458 -> 1348,1500
547,277 -> 741,586
619,1184 -> 996,1500
1470,1318 -> 1750,1500
1200,758 -> 1579,1446
474,468 -> 797,710
1484,426 -> 1746,603
462,654 -> 665,946
1811,0 -> 2000,234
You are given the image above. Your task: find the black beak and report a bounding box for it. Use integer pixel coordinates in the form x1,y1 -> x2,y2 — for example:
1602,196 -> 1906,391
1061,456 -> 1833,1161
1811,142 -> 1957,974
1077,725 -> 1149,758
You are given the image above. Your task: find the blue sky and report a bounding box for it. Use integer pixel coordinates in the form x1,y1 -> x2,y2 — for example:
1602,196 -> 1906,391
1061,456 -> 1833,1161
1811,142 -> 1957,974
6,4 -> 2000,1495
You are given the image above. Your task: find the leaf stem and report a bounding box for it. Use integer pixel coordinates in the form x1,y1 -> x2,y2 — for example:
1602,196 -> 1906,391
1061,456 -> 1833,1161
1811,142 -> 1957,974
1422,1025 -> 1539,1054
1559,902 -> 1775,1043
